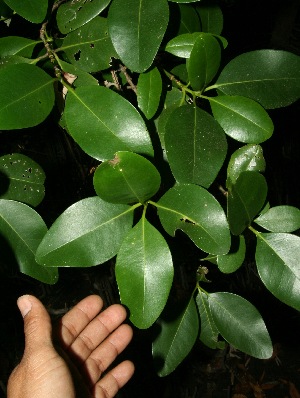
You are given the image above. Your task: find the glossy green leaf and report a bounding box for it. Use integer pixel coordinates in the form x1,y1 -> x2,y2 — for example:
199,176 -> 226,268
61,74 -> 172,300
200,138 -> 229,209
57,0 -> 110,34
0,36 -> 40,57
93,151 -> 161,204
36,197 -> 134,267
187,33 -> 221,90
0,200 -> 58,284
58,60 -> 99,87
0,153 -> 45,206
61,17 -> 117,73
213,50 -> 300,109
209,95 -> 274,143
217,235 -> 246,274
152,295 -> 199,377
3,0 -> 47,22
208,292 -> 273,358
137,67 -> 162,119
255,206 -> 300,233
108,0 -> 169,72
196,290 -> 225,349
165,106 -> 227,188
64,86 -> 153,161
0,64 -> 55,130
116,217 -> 173,329
227,171 -> 267,235
196,4 -> 223,35
0,56 -> 32,69
165,32 -> 202,58
157,184 -> 231,255
177,4 -> 201,34
227,144 -> 266,187
255,232 -> 300,311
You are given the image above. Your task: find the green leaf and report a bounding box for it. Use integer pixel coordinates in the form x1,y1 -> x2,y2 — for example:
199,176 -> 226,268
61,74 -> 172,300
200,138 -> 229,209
227,144 -> 266,187
255,206 -> 300,233
0,36 -> 40,58
137,67 -> 162,119
196,4 -> 223,35
108,0 -> 169,72
56,0 -> 110,34
0,153 -> 45,206
209,95 -> 274,144
255,232 -> 300,311
93,151 -> 161,204
157,183 -> 231,255
217,235 -> 246,274
116,217 -> 173,329
227,171 -> 267,235
208,292 -> 273,359
64,86 -> 153,161
0,0 -> 12,18
3,0 -> 47,22
196,290 -> 225,349
177,4 -> 201,34
165,32 -> 203,58
0,56 -> 32,69
0,199 -> 58,284
152,295 -> 199,377
36,197 -> 134,267
187,33 -> 221,90
0,64 -> 55,130
165,106 -> 227,188
213,50 -> 300,109
168,0 -> 200,3
61,17 -> 117,73
58,60 -> 99,87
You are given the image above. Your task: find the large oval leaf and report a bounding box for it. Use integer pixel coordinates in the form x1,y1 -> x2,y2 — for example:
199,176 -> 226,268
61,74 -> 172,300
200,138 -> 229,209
108,0 -> 169,72
57,0 -> 111,34
152,295 -> 199,377
157,183 -> 231,255
0,36 -> 40,57
61,17 -> 117,73
227,171 -> 267,235
3,0 -> 47,22
0,199 -> 58,284
255,206 -> 300,233
213,50 -> 300,109
0,153 -> 45,206
209,95 -> 274,143
36,197 -> 134,267
0,64 -> 55,130
165,106 -> 227,188
116,218 -> 173,329
64,86 -> 153,160
255,232 -> 300,311
93,151 -> 161,204
137,67 -> 162,119
208,292 -> 273,359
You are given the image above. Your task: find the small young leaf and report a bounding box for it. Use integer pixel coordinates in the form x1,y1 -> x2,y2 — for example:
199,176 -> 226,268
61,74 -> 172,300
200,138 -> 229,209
65,86 -> 153,161
3,0 -> 47,23
254,206 -> 300,233
108,0 -> 169,72
93,151 -> 161,204
196,4 -> 223,35
208,292 -> 273,359
0,153 -> 45,206
0,199 -> 58,284
209,95 -> 274,143
157,183 -> 231,255
36,197 -> 134,267
214,50 -> 300,109
227,171 -> 267,235
0,36 -> 40,58
56,0 -> 110,34
137,67 -> 162,119
217,235 -> 246,274
165,32 -> 203,58
256,232 -> 300,311
152,295 -> 199,377
0,64 -> 55,130
116,218 -> 173,329
61,17 -> 117,73
227,144 -> 266,187
165,105 -> 227,188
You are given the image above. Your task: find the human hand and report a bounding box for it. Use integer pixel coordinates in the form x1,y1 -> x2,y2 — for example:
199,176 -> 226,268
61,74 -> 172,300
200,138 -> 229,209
7,294 -> 134,398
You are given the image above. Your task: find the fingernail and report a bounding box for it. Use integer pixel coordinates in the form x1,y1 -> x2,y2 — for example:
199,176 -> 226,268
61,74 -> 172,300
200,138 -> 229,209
17,295 -> 32,318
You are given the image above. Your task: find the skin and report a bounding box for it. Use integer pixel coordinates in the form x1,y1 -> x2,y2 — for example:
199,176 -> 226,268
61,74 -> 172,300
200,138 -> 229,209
7,294 -> 134,398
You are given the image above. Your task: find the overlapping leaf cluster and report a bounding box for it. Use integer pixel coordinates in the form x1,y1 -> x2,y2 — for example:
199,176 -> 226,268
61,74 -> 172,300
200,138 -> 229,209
1,0 -> 300,376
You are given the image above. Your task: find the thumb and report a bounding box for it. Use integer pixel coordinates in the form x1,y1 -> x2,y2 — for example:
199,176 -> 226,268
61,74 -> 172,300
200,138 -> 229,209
17,295 -> 53,353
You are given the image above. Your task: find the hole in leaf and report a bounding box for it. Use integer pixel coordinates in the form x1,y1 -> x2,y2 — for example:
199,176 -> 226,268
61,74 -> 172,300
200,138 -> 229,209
74,50 -> 81,61
180,218 -> 195,225
90,43 -> 95,48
